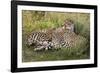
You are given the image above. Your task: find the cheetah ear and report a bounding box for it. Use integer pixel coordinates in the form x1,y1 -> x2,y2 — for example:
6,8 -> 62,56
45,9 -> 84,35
69,19 -> 74,24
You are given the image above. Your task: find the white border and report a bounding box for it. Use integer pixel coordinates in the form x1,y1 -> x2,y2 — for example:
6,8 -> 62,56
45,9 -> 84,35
17,5 -> 94,68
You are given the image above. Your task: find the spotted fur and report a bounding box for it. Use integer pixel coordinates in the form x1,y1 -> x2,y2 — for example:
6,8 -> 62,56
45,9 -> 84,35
26,20 -> 87,52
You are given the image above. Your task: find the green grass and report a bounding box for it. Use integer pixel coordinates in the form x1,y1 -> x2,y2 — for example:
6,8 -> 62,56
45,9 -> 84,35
22,10 -> 90,62
22,44 -> 89,62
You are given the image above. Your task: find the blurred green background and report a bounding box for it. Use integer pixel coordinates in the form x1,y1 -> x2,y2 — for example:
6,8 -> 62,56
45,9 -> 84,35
22,10 -> 90,62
